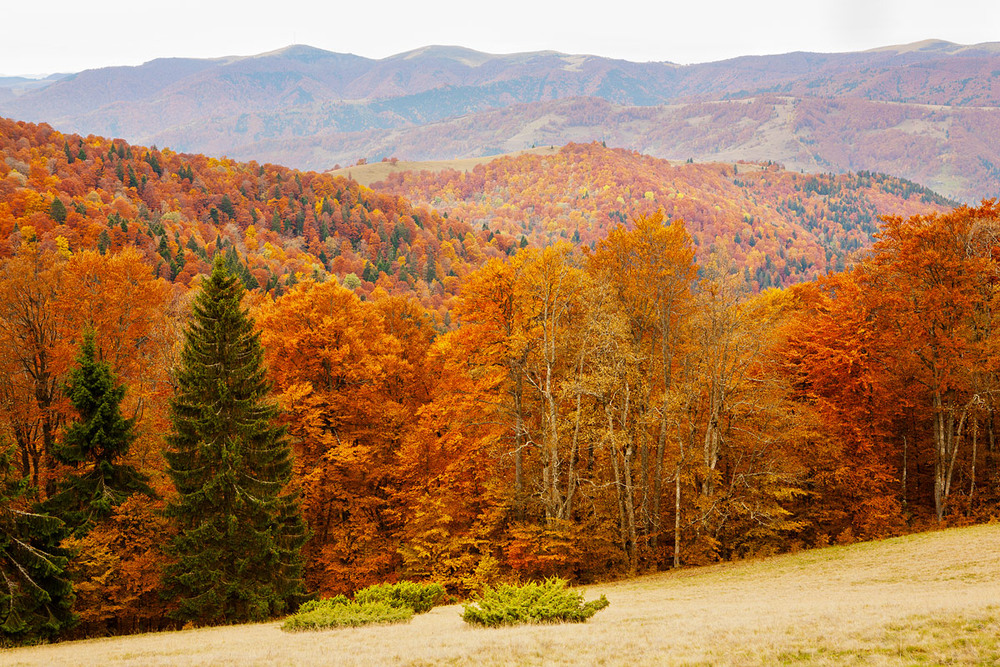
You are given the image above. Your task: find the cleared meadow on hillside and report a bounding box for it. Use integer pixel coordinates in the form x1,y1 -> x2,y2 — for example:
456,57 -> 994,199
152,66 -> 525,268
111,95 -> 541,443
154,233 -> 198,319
4,524 -> 999,666
324,146 -> 560,186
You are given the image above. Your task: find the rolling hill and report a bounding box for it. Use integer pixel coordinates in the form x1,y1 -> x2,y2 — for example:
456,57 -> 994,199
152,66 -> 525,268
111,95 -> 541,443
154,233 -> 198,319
3,41 -> 1000,202
369,142 -> 956,288
0,117 -> 496,322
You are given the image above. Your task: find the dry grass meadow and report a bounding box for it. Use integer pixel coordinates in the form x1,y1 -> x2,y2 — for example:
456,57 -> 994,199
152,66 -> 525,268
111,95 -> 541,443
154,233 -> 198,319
4,524 -> 1000,666
324,146 -> 561,186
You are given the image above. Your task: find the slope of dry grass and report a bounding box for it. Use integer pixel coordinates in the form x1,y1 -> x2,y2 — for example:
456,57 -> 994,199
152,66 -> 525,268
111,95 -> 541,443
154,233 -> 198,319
324,146 -> 561,186
4,524 -> 999,666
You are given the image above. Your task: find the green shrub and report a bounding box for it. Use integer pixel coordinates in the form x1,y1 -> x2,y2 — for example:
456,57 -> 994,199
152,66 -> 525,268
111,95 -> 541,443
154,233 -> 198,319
353,581 -> 446,614
461,577 -> 609,627
295,594 -> 348,615
281,600 -> 413,631
281,581 -> 446,632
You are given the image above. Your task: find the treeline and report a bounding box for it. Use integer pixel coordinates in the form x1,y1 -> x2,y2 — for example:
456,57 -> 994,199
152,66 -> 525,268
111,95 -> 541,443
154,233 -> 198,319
5,197 -> 1000,644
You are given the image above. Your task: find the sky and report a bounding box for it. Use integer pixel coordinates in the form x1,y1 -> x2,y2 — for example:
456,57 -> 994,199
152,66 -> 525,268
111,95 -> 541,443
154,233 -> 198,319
4,0 -> 999,76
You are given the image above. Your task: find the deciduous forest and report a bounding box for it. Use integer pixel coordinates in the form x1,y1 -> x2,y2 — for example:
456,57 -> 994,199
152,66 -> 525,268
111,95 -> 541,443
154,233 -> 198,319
1,118 -> 998,644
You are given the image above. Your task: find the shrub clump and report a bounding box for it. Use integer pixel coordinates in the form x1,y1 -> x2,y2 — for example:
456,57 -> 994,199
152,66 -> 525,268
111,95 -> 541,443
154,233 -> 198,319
353,581 -> 446,614
281,599 -> 413,631
461,577 -> 609,627
281,581 -> 446,632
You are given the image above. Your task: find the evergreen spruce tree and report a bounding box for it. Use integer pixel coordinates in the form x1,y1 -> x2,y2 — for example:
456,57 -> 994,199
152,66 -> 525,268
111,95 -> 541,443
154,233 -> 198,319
0,447 -> 75,643
163,258 -> 307,625
49,197 -> 67,224
43,332 -> 152,537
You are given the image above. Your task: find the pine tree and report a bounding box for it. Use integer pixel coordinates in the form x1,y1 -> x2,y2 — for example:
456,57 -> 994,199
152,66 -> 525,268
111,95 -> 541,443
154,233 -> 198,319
49,198 -> 67,224
43,332 -> 152,537
0,447 -> 75,642
162,258 -> 307,625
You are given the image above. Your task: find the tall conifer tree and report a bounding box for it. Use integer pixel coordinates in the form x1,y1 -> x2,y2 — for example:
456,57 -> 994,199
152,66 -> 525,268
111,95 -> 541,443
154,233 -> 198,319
163,258 -> 306,625
43,331 -> 152,537
0,447 -> 75,642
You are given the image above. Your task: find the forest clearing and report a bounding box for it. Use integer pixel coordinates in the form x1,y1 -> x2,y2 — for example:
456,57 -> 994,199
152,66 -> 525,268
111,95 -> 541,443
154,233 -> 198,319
5,523 -> 998,666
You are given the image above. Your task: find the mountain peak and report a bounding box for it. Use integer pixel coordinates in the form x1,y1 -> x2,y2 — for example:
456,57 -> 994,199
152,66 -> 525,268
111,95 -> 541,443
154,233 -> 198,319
245,44 -> 366,64
391,45 -> 497,67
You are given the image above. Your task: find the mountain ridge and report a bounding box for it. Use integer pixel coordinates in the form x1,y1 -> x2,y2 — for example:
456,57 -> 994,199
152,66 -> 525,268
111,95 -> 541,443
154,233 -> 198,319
3,40 -> 999,202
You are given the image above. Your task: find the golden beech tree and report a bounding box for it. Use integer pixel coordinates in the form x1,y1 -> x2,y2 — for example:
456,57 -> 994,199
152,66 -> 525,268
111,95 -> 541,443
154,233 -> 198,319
259,279 -> 416,595
781,276 -> 908,541
587,211 -> 697,564
863,202 -> 1000,522
61,495 -> 175,637
394,331 -> 510,594
0,246 -> 68,496
783,202 -> 1000,530
680,276 -> 814,560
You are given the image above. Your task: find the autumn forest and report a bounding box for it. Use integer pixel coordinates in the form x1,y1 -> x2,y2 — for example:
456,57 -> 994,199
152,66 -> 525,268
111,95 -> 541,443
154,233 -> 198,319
1,117 -> 999,643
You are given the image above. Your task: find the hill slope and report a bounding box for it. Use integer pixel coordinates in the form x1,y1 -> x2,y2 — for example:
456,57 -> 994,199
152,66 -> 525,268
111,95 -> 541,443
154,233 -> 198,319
6,524 -> 999,665
3,41 -> 1000,202
0,117 -> 497,320
373,142 -> 955,288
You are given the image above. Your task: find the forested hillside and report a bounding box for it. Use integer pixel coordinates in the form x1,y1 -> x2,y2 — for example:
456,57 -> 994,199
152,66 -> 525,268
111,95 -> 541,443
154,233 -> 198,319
376,142 -> 954,287
0,118 -> 505,322
2,119 -> 999,647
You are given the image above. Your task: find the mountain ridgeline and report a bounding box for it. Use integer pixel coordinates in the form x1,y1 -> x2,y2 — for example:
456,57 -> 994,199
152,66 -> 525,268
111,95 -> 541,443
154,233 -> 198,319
2,41 -> 1000,202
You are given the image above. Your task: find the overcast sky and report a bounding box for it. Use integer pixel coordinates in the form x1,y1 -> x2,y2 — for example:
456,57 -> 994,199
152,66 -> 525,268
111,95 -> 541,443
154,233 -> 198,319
4,0 -> 999,76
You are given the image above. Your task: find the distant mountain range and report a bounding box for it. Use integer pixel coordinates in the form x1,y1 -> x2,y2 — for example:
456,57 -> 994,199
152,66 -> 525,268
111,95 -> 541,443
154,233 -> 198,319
3,41 -> 999,202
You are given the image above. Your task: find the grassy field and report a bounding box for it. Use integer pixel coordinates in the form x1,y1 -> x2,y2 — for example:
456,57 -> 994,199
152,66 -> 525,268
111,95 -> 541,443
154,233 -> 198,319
324,146 -> 563,187
4,524 -> 999,666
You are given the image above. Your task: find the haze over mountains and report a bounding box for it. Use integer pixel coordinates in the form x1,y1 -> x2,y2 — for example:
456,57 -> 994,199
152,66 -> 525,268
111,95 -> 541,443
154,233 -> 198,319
3,40 -> 1000,202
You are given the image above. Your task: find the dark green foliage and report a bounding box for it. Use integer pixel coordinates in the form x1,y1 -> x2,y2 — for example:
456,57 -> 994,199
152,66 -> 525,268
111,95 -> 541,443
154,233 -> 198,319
0,447 -> 75,643
281,600 -> 412,631
97,229 -> 111,255
353,581 -> 446,614
42,332 -> 152,537
162,258 -> 307,625
49,198 -> 67,224
145,151 -> 162,177
222,246 -> 259,290
461,578 -> 609,627
218,194 -> 236,219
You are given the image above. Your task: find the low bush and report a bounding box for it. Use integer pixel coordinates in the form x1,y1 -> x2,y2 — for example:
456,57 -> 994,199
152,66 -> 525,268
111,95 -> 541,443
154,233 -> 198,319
353,581 -> 446,614
295,594 -> 348,615
461,577 -> 609,627
281,581 -> 446,631
281,600 -> 413,631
